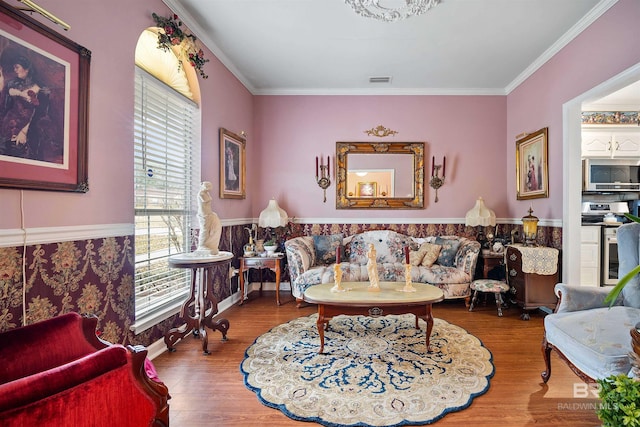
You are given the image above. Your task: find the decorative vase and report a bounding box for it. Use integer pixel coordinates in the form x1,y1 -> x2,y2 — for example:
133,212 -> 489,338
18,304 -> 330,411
243,243 -> 255,257
255,239 -> 265,253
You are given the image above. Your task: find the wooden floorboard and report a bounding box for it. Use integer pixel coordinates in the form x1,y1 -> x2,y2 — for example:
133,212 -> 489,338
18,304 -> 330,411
153,290 -> 602,426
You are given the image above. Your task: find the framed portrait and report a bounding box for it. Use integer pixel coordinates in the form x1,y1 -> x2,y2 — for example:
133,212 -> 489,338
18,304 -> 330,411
357,181 -> 377,197
516,127 -> 549,200
219,128 -> 246,199
0,2 -> 90,192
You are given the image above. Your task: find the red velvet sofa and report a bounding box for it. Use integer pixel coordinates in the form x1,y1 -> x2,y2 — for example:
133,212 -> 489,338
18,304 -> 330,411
0,312 -> 170,426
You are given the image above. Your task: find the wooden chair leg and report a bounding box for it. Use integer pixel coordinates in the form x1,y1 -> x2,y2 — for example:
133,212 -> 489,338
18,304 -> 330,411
541,336 -> 552,383
469,290 -> 478,312
494,293 -> 504,317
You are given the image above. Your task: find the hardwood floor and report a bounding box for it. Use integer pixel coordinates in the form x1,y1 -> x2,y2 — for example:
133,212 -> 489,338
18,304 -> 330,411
153,290 -> 602,426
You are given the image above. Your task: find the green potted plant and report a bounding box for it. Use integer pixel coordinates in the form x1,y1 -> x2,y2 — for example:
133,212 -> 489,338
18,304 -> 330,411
596,374 -> 640,427
263,238 -> 278,255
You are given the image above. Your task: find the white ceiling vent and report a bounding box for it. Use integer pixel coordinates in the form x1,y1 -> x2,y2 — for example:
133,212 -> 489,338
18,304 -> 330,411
369,76 -> 392,84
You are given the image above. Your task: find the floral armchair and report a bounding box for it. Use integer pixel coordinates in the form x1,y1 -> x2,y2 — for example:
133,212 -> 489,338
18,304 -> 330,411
541,222 -> 640,382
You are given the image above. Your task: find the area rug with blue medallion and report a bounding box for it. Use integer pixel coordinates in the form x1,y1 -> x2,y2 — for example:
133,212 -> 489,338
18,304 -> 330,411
240,313 -> 494,426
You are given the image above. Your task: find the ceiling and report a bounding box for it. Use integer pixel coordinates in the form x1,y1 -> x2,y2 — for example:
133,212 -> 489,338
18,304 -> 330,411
163,0 -> 616,96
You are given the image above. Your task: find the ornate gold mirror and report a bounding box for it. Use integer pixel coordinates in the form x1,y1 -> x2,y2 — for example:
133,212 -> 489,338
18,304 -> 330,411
336,142 -> 424,209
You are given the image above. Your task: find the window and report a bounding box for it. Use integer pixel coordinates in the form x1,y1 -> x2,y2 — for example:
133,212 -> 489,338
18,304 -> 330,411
133,66 -> 200,331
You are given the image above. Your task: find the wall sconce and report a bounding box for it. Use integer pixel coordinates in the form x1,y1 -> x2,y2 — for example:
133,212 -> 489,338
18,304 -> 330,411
429,156 -> 445,202
315,156 -> 331,203
522,207 -> 539,246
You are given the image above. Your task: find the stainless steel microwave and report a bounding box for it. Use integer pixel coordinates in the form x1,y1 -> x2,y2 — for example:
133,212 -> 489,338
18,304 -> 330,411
583,158 -> 640,191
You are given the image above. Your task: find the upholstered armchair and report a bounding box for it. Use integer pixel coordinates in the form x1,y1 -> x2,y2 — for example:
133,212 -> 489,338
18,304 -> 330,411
541,222 -> 640,382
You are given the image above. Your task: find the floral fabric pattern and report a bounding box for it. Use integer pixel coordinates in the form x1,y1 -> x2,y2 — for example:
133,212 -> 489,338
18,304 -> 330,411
420,243 -> 442,267
434,237 -> 461,267
287,231 -> 479,301
313,234 -> 343,265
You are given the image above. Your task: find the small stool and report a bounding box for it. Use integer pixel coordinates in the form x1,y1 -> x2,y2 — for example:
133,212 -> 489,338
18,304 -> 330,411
469,279 -> 510,317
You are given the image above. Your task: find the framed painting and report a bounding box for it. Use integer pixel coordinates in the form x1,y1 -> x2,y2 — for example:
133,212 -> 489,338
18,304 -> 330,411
516,127 -> 549,200
219,128 -> 246,199
0,2 -> 90,192
357,181 -> 377,197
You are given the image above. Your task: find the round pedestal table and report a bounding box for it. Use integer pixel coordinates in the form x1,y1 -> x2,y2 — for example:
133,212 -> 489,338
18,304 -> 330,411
163,252 -> 233,355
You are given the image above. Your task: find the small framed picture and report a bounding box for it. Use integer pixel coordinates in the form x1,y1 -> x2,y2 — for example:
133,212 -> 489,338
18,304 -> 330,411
219,128 -> 246,199
516,127 -> 549,200
358,181 -> 377,197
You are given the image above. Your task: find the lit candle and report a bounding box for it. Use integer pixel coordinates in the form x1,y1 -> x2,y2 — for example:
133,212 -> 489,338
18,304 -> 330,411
316,156 -> 319,177
405,246 -> 410,264
336,246 -> 341,263
442,156 -> 446,178
431,156 -> 435,176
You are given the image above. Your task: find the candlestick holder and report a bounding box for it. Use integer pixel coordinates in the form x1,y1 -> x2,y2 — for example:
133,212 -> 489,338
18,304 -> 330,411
399,264 -> 416,292
330,264 -> 348,293
316,157 -> 331,203
429,165 -> 445,203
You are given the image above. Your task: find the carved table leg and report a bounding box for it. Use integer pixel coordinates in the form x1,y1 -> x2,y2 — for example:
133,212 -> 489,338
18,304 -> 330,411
425,304 -> 434,352
164,272 -> 198,352
317,305 -> 327,354
200,266 -> 230,353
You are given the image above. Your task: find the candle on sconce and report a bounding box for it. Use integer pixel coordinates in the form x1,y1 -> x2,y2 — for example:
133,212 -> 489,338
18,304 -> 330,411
336,246 -> 341,263
431,156 -> 435,176
327,156 -> 330,176
316,156 -> 319,177
442,156 -> 446,177
405,246 -> 410,264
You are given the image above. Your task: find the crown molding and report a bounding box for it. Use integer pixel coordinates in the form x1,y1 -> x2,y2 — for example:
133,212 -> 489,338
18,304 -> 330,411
505,0 -> 618,95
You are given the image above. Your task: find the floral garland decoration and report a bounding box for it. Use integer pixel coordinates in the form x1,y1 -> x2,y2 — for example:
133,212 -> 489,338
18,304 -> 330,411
152,13 -> 209,79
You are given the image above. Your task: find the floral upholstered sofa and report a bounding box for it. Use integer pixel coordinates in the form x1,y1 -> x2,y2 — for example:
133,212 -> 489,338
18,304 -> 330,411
285,229 -> 480,306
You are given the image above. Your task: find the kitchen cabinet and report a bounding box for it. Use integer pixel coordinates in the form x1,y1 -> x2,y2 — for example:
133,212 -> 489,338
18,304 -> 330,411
580,226 -> 601,287
582,127 -> 640,157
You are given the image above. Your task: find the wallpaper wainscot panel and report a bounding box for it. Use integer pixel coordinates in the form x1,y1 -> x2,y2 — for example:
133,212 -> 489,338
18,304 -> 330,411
0,224 -> 248,346
0,222 -> 561,346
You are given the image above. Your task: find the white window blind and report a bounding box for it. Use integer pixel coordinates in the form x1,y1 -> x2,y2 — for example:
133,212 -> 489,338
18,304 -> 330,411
133,66 -> 199,325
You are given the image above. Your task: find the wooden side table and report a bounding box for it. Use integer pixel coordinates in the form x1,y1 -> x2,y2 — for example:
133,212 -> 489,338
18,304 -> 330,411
239,255 -> 283,305
164,252 -> 233,355
505,244 -> 559,320
479,249 -> 505,279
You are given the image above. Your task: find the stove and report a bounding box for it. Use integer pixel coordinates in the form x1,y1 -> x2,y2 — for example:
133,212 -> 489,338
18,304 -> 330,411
581,201 -> 629,225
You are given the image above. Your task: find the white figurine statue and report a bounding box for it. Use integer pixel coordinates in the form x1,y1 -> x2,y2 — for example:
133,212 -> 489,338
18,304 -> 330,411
195,181 -> 222,256
367,243 -> 380,291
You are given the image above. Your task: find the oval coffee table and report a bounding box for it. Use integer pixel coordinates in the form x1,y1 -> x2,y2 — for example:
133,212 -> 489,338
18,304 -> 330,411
304,282 -> 444,354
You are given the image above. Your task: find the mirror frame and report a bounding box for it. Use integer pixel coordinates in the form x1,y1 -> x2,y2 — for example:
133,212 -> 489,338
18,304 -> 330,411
336,142 -> 424,209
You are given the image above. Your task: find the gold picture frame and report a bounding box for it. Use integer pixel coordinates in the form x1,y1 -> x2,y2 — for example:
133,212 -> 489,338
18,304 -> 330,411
516,127 -> 549,200
358,181 -> 377,197
219,128 -> 246,199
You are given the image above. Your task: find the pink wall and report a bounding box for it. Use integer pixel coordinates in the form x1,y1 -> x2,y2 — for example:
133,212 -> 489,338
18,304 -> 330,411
506,0 -> 640,220
0,0 -> 254,230
253,95 -> 507,219
0,0 -> 638,231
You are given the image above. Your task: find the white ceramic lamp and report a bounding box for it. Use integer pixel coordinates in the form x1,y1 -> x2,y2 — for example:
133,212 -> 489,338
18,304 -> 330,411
258,199 -> 288,254
465,197 -> 496,246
